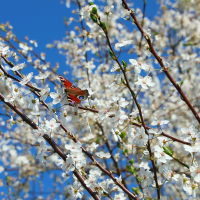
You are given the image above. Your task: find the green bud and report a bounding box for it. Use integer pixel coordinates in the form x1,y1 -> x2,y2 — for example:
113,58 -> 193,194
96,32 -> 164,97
136,176 -> 142,182
90,13 -> 98,23
91,7 -> 97,15
131,90 -> 136,98
109,49 -> 115,60
128,158 -> 134,165
126,165 -> 135,173
96,138 -> 101,143
120,132 -> 126,140
100,21 -> 107,31
136,116 -> 141,123
163,146 -> 173,157
122,148 -> 128,156
183,42 -> 192,46
89,2 -> 94,5
132,187 -> 140,195
121,78 -> 126,85
117,142 -> 122,148
122,60 -> 127,70
180,80 -> 184,86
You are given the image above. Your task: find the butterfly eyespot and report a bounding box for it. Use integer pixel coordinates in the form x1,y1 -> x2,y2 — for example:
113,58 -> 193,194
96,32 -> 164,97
78,96 -> 84,100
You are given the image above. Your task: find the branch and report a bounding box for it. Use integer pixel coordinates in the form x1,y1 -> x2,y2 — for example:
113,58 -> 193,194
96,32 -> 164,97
0,92 -> 101,200
122,0 -> 200,125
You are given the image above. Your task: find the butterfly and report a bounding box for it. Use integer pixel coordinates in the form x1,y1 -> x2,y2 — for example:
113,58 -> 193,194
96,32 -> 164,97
59,75 -> 89,105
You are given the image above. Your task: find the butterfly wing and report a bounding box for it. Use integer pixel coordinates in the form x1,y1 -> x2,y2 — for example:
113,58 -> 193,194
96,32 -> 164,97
59,75 -> 89,103
65,88 -> 89,101
67,93 -> 81,105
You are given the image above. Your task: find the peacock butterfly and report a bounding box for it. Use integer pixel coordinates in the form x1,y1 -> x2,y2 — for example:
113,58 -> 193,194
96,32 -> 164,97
59,75 -> 89,105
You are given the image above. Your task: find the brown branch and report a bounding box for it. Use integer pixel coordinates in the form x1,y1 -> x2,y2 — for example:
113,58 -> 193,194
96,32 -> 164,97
0,92 -> 101,200
96,122 -> 132,200
0,64 -> 40,92
131,122 -> 191,146
0,87 -> 138,199
122,0 -> 200,125
104,27 -> 160,199
0,36 -> 56,86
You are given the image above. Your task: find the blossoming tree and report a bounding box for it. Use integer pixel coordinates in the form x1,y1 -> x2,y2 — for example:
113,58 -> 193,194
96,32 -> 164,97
0,0 -> 200,199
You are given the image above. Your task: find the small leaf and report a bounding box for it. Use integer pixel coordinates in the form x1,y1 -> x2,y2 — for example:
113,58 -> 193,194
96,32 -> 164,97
90,13 -> 98,23
163,146 -> 173,157
180,80 -> 184,86
122,60 -> 127,70
131,187 -> 140,195
89,2 -> 94,5
131,90 -> 136,98
91,7 -> 98,15
121,77 -> 126,85
122,148 -> 128,156
100,21 -> 107,31
120,132 -> 126,140
109,49 -> 115,60
117,142 -> 122,148
128,158 -> 134,165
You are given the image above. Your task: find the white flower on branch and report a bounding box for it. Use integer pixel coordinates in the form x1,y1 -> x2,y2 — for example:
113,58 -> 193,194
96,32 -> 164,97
96,151 -> 111,159
132,127 -> 148,147
46,118 -> 60,130
115,40 -> 133,51
65,141 -> 82,153
19,72 -> 33,85
129,59 -> 150,74
151,118 -> 169,126
0,45 -> 11,57
135,75 -> 155,90
35,72 -> 50,80
11,62 -> 25,71
50,88 -> 68,105
36,141 -> 48,164
26,94 -> 40,111
79,5 -> 96,21
40,85 -> 50,101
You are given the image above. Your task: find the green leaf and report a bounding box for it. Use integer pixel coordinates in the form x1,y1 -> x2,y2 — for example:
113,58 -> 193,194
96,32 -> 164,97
109,49 -> 115,60
135,116 -> 141,123
126,165 -> 136,174
122,149 -> 128,156
96,138 -> 101,143
121,77 -> 126,85
180,80 -> 184,86
183,42 -> 192,46
131,187 -> 140,195
120,132 -> 126,140
163,146 -> 173,157
136,176 -> 142,182
91,7 -> 97,15
90,13 -> 98,23
89,2 -> 94,5
122,60 -> 127,70
131,90 -> 136,98
128,158 -> 134,165
117,142 -> 122,148
100,21 -> 107,31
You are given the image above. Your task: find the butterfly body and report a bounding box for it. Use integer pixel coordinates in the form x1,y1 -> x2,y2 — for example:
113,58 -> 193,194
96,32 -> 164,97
59,75 -> 89,105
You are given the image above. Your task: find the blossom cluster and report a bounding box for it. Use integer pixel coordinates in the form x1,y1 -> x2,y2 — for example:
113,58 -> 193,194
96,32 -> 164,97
0,0 -> 200,199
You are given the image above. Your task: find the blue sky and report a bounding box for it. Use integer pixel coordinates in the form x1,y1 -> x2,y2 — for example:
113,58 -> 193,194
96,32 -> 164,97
1,0 -> 159,75
0,0 -> 160,198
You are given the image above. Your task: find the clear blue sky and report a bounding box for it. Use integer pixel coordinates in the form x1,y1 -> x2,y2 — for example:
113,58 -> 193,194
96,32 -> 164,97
1,0 -> 159,75
0,0 -> 159,198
